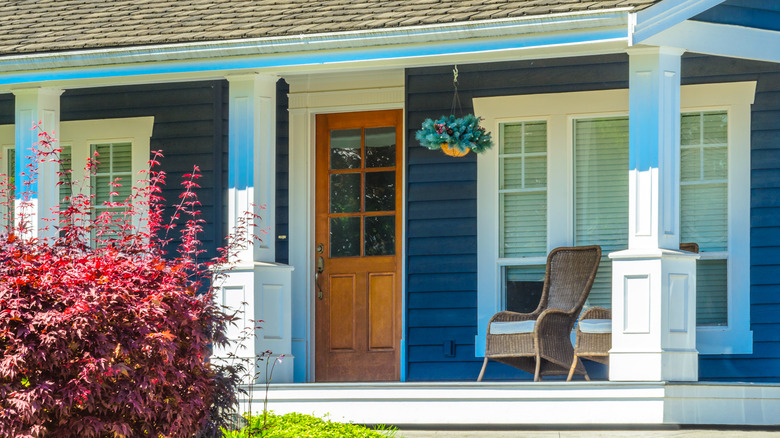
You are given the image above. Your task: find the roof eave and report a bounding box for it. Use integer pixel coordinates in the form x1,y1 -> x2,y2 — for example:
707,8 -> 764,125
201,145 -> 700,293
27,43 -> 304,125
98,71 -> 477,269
0,9 -> 633,88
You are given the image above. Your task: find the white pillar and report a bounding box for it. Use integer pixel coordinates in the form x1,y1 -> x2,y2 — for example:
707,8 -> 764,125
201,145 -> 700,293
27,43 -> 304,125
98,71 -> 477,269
227,73 -> 277,264
13,88 -> 63,240
609,47 -> 699,382
212,74 -> 295,383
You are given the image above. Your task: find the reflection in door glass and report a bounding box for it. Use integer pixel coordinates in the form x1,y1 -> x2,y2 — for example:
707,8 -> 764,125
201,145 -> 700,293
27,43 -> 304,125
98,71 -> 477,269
330,217 -> 361,257
365,127 -> 395,168
364,171 -> 395,212
330,173 -> 361,213
330,129 -> 361,169
364,215 -> 395,256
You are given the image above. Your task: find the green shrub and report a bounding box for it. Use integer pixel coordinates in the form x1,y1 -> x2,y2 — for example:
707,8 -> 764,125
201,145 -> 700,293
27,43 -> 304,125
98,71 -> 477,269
221,412 -> 397,438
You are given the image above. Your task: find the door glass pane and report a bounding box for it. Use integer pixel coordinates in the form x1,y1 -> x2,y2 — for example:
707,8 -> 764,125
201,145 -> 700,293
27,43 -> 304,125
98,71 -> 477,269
364,215 -> 394,256
330,217 -> 360,257
330,129 -> 361,170
364,171 -> 395,212
365,127 -> 395,168
330,173 -> 361,213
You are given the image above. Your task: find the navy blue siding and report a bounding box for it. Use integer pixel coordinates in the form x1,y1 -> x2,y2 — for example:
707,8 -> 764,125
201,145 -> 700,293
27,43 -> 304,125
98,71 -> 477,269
60,81 -> 228,262
693,0 -> 780,32
406,54 -> 780,382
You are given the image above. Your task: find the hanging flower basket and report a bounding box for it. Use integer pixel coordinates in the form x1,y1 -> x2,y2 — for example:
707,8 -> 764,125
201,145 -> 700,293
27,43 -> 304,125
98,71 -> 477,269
415,114 -> 494,157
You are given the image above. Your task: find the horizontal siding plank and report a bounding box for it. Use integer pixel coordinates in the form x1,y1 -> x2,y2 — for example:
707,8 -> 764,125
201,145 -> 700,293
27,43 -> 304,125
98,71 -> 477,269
407,199 -> 475,220
408,162 -> 476,183
408,290 -> 476,309
406,237 -> 476,256
407,326 -> 477,346
407,218 -> 477,238
407,308 -> 477,328
407,254 -> 476,274
407,273 -> 477,293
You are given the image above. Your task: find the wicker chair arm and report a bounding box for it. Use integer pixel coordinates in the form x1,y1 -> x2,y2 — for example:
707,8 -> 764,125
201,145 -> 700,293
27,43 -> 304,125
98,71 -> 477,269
535,308 -> 575,332
580,306 -> 611,321
489,311 -> 538,325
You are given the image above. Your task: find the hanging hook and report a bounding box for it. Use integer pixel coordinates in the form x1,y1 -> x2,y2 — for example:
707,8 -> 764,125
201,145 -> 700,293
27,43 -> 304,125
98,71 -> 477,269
452,65 -> 459,87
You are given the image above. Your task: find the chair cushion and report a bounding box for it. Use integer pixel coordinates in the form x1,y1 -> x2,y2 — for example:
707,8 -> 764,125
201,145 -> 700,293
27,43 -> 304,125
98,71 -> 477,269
579,319 -> 612,334
489,320 -> 535,335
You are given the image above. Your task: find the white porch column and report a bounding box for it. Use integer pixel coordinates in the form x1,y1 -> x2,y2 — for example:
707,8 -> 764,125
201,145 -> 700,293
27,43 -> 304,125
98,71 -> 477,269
13,88 -> 63,240
213,74 -> 295,383
609,47 -> 699,382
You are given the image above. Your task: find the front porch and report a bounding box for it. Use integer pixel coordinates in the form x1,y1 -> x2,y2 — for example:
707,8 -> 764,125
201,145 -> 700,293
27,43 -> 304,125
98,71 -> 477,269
244,381 -> 780,427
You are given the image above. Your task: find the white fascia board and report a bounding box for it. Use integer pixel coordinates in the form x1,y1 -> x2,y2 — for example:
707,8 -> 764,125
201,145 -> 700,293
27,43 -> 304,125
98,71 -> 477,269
631,0 -> 726,45
0,9 -> 631,89
643,20 -> 780,64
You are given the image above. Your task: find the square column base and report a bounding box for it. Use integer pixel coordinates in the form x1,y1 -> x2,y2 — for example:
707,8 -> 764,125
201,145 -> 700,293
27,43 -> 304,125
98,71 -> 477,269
609,350 -> 698,381
213,262 -> 295,383
609,248 -> 700,382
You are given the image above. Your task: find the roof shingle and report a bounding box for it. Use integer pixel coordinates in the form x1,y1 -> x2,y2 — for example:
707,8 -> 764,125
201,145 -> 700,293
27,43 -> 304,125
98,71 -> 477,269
0,0 -> 661,56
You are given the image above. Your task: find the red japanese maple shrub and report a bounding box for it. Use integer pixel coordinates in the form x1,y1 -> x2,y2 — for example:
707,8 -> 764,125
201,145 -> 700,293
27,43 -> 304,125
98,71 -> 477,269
0,129 -> 245,437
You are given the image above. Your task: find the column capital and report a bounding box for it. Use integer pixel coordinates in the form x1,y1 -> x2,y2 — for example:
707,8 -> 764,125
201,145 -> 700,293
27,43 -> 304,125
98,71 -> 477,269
12,87 -> 64,98
225,72 -> 279,86
627,45 -> 686,58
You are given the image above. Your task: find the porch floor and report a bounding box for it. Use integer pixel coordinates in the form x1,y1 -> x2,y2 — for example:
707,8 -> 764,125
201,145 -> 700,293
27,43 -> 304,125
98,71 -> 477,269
241,381 -> 780,427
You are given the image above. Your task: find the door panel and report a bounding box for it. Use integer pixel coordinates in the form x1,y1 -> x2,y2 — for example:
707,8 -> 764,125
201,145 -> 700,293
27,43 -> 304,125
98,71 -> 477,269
315,110 -> 403,382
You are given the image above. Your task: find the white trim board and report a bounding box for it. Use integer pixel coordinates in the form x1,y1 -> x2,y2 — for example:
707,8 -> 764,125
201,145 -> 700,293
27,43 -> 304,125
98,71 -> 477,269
631,0 -> 727,45
641,20 -> 780,64
238,381 -> 780,426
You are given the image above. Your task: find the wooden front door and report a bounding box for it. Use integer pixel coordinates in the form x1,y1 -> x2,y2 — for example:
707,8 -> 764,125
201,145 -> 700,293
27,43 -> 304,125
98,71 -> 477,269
314,110 -> 403,382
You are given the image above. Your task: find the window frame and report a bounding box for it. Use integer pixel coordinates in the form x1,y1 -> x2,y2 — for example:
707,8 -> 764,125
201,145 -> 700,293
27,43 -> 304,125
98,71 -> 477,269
0,117 -> 154,235
474,83 -> 754,356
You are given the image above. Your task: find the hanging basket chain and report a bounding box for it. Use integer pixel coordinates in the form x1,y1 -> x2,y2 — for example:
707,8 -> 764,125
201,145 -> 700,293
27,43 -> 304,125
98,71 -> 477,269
450,65 -> 463,117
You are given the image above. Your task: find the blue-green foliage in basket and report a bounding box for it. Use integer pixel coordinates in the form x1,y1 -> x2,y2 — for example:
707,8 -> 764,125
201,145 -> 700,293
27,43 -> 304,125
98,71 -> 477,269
415,114 -> 494,154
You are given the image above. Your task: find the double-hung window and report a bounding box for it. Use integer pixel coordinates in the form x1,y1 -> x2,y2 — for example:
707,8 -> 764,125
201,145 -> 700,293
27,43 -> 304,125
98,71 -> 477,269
475,83 -> 754,355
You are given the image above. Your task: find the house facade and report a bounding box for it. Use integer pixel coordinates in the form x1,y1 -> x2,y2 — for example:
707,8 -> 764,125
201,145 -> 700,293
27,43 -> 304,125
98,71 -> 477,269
2,0 -> 780,425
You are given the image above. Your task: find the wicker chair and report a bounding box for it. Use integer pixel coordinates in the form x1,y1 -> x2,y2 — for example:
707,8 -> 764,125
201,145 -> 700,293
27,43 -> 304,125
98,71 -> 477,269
567,306 -> 611,381
477,245 -> 601,382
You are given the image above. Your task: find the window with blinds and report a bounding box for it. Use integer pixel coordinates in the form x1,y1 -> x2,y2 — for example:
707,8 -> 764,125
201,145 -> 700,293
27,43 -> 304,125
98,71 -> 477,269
499,121 -> 547,258
91,142 -> 132,239
499,121 -> 547,313
573,117 -> 629,308
59,145 -> 71,212
681,111 -> 728,326
6,147 -> 14,228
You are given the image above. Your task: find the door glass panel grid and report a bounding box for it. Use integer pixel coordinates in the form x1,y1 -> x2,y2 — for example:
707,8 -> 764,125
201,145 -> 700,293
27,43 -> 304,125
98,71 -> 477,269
328,127 -> 397,258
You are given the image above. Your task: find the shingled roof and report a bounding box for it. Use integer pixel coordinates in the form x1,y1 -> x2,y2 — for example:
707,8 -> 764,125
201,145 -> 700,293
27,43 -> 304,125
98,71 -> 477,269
0,0 -> 661,56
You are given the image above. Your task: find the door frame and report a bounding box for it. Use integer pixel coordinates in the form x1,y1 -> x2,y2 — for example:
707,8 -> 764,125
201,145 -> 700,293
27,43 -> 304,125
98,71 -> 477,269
286,70 -> 406,382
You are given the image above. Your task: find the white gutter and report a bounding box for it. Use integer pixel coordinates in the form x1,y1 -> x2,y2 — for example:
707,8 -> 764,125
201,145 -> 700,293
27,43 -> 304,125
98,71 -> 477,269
0,8 -> 632,82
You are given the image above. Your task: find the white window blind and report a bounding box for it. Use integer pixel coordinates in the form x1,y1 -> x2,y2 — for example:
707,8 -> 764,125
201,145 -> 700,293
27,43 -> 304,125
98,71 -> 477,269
91,142 -> 132,239
59,145 -> 71,211
499,121 -> 547,258
681,111 -> 728,326
573,117 -> 629,308
92,142 -> 132,206
6,147 -> 14,228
